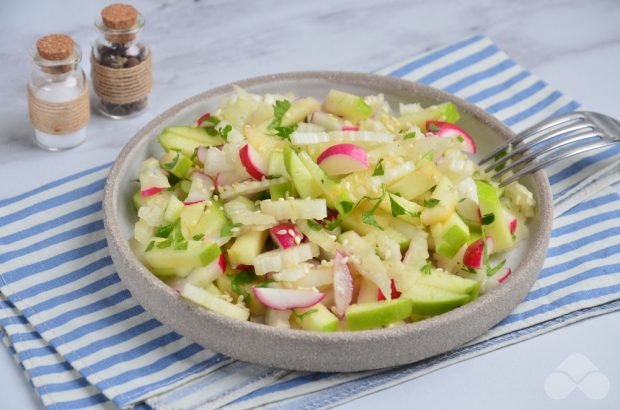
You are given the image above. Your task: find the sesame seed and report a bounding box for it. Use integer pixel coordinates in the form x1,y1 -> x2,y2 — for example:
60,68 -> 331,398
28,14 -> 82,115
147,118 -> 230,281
287,229 -> 295,236
277,229 -> 287,235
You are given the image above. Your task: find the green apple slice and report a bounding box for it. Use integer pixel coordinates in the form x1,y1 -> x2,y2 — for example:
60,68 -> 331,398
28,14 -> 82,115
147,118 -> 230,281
416,270 -> 480,301
475,180 -> 513,252
227,230 -> 269,268
430,213 -> 470,258
322,90 -> 372,122
292,303 -> 339,332
144,241 -> 221,271
345,299 -> 413,331
403,283 -> 470,316
283,145 -> 322,199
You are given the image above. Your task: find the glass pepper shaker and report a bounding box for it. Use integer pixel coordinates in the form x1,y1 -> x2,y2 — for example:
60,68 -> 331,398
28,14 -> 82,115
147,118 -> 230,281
91,3 -> 152,119
28,34 -> 89,151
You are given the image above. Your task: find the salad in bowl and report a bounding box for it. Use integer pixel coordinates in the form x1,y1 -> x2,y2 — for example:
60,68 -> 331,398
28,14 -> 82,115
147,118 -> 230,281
128,87 -> 536,332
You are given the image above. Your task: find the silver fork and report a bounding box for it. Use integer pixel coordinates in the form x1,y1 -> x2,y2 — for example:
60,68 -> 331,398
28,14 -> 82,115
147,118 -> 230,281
479,111 -> 620,186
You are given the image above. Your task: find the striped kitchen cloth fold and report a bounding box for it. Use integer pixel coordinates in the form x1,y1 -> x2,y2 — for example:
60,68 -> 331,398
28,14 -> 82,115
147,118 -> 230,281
1,34 -> 619,410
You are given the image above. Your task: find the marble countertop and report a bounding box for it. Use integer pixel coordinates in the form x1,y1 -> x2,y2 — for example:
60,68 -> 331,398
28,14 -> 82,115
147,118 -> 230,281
1,0 -> 619,409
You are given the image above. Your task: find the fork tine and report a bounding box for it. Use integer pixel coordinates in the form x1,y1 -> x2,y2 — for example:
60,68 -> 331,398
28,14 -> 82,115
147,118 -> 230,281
491,129 -> 602,178
483,121 -> 595,173
497,139 -> 613,187
478,112 -> 586,166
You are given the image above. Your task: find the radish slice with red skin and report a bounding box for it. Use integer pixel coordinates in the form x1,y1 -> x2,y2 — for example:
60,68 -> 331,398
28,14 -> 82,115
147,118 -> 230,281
333,251 -> 353,318
252,287 -> 325,310
426,120 -> 477,154
196,112 -> 211,126
270,223 -> 303,249
239,144 -> 268,180
316,143 -> 369,176
508,218 -> 518,235
139,158 -> 170,193
462,237 -> 494,269
140,187 -> 165,197
377,279 -> 401,301
498,268 -> 512,283
236,264 -> 253,271
316,209 -> 339,227
341,126 -> 359,131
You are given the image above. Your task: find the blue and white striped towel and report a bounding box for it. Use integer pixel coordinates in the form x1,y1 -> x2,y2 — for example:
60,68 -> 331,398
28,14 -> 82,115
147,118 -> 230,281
1,35 -> 619,410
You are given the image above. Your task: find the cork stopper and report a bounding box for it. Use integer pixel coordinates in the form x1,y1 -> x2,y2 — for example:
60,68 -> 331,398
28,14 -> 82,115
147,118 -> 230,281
101,3 -> 138,29
36,34 -> 74,61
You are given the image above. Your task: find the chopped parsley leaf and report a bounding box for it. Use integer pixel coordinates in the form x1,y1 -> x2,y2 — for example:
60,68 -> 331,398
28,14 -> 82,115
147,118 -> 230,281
424,198 -> 440,208
267,100 -> 297,140
421,261 -> 433,275
162,152 -> 179,170
325,218 -> 343,231
372,158 -> 385,176
307,219 -> 323,231
145,241 -> 155,252
340,200 -> 354,214
486,259 -> 506,277
389,194 -> 406,217
192,233 -> 205,241
493,150 -> 508,172
402,131 -> 417,140
293,308 -> 318,321
156,237 -> 172,249
220,222 -> 242,237
481,213 -> 495,225
273,125 -> 298,140
230,270 -> 255,303
360,185 -> 387,230
156,224 -> 174,238
427,123 -> 439,132
362,211 -> 383,230
201,115 -> 231,141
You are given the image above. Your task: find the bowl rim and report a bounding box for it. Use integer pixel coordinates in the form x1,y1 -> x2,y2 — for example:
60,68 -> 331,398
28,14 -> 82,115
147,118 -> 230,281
103,70 -> 553,370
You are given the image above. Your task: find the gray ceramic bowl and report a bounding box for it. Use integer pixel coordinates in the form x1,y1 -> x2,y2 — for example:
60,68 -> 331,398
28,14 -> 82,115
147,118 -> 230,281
103,71 -> 552,372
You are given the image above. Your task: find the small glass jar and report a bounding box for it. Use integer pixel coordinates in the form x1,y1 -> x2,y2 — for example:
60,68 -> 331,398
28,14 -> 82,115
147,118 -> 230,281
28,35 -> 89,151
92,3 -> 152,119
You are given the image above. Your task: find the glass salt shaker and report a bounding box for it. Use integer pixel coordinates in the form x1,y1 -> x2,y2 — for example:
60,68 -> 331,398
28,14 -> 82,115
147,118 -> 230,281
92,3 -> 152,119
28,34 -> 89,151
